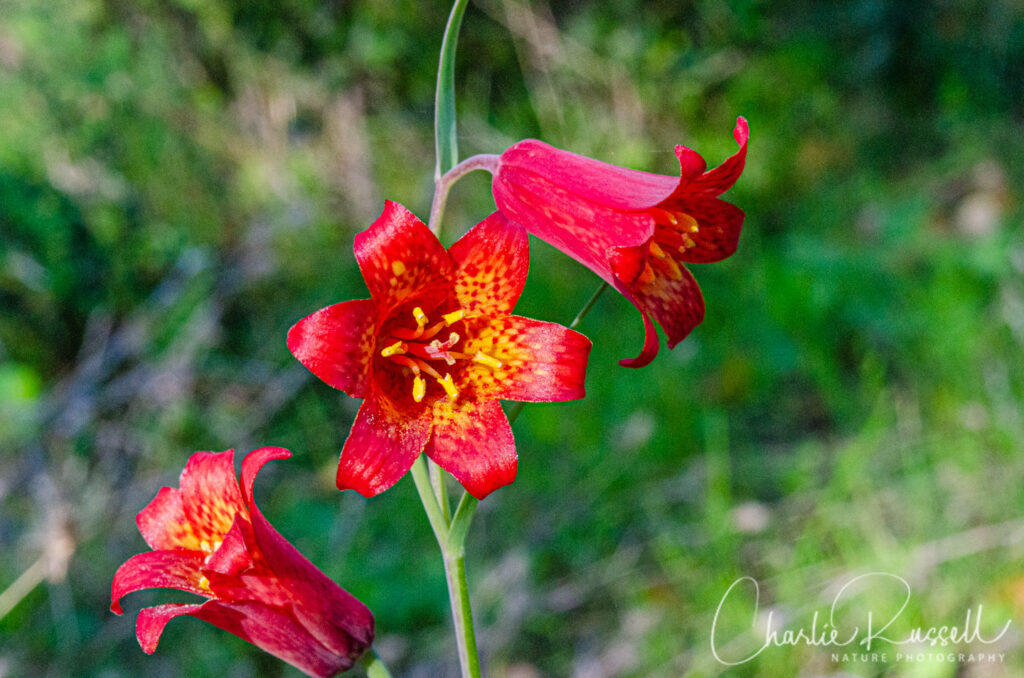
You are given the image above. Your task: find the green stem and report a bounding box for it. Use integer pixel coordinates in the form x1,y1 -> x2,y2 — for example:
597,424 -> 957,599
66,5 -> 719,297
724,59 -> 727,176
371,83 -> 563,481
569,282 -> 609,330
443,553 -> 481,678
423,5 -> 491,675
412,456 -> 482,678
446,491 -> 479,556
410,455 -> 449,544
358,647 -> 395,678
428,153 -> 500,238
429,457 -> 452,522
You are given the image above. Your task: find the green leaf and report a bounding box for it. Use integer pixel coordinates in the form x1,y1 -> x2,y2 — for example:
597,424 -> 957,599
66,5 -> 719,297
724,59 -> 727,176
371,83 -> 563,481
434,0 -> 471,180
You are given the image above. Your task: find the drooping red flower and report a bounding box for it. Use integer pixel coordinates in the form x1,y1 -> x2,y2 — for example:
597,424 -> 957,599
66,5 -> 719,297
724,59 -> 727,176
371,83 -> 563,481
287,201 -> 590,500
492,117 -> 749,368
111,448 -> 374,678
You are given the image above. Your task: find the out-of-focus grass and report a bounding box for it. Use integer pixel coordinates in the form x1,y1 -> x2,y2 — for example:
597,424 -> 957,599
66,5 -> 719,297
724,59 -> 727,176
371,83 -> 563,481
1,1 -> 1022,676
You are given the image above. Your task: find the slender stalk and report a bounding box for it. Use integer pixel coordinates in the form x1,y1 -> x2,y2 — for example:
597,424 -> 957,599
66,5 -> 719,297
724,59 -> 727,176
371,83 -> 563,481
413,456 -> 482,678
428,153 -> 500,238
446,491 -> 478,556
443,553 -> 481,678
410,456 -> 449,544
358,648 -> 395,678
569,282 -> 609,330
429,458 -> 452,522
421,5 -> 499,675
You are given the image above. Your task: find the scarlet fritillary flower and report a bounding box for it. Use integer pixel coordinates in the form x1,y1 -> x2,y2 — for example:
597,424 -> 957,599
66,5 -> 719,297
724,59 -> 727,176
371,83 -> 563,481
491,117 -> 749,368
287,201 -> 590,499
111,447 -> 374,678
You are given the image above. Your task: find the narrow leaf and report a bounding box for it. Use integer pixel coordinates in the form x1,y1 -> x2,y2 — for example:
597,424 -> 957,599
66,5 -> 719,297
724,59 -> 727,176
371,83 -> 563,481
435,0 -> 471,180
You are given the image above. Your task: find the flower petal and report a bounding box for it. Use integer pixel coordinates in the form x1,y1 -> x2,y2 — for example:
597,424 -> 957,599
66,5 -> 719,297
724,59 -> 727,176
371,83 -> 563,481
675,144 -> 709,183
247,500 -> 375,658
684,117 -> 749,197
194,600 -> 360,678
669,197 -> 745,264
425,398 -> 516,499
336,393 -> 432,497
179,450 -> 248,547
460,315 -> 590,402
449,212 -> 529,315
354,200 -> 453,313
240,446 -> 292,506
287,300 -> 376,398
135,602 -> 207,654
627,264 -> 705,353
498,139 -> 678,211
111,550 -> 206,614
136,486 -> 196,551
203,515 -> 254,579
493,167 -> 652,282
616,287 -> 663,369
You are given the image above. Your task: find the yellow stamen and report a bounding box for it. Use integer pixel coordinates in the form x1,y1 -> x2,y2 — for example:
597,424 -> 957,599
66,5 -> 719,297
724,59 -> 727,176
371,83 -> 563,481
473,352 -> 503,369
198,576 -> 210,591
200,540 -> 212,553
443,309 -> 465,325
679,213 -> 699,233
682,235 -> 697,249
651,253 -> 684,281
638,262 -> 656,286
413,307 -> 428,327
438,373 -> 459,400
381,341 -> 405,357
652,207 -> 679,225
412,375 -> 426,402
649,241 -> 668,259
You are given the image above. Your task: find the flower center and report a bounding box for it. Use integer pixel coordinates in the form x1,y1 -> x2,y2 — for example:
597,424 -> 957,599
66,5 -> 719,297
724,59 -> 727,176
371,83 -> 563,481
379,306 -> 504,403
637,208 -> 701,286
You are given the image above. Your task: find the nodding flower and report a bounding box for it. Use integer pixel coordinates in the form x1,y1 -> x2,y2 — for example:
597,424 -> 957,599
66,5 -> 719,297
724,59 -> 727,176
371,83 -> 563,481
492,118 -> 749,368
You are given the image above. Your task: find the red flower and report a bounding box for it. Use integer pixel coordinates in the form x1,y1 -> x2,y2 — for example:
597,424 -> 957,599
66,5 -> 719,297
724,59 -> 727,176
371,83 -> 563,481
492,117 -> 749,368
287,202 -> 590,500
111,448 -> 374,678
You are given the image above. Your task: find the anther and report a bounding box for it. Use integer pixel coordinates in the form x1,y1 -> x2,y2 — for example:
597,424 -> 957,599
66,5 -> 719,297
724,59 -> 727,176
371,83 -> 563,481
649,241 -> 668,259
651,207 -> 679,225
412,375 -> 426,402
651,253 -> 684,281
473,352 -> 503,369
198,576 -> 210,591
638,262 -> 656,286
413,307 -> 428,327
381,341 -> 406,357
443,310 -> 465,325
438,373 -> 459,400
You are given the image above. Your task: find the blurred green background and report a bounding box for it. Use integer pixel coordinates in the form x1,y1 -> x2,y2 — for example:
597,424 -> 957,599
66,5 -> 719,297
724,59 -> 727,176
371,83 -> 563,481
1,0 -> 1023,676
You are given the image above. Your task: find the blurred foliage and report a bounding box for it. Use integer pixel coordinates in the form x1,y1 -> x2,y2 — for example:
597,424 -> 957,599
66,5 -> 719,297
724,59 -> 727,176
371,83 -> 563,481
1,0 -> 1023,676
